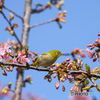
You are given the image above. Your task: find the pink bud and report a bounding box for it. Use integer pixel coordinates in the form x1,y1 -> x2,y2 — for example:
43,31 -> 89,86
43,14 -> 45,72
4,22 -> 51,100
18,53 -> 22,57
33,52 -> 38,56
68,75 -> 71,79
5,27 -> 10,31
2,70 -> 7,76
48,78 -> 52,82
6,67 -> 10,72
32,58 -> 35,63
62,78 -> 65,82
13,58 -> 16,63
10,66 -> 13,72
93,58 -> 97,62
16,67 -> 19,72
95,39 -> 99,43
66,58 -> 70,61
87,44 -> 93,47
72,74 -> 76,77
81,53 -> 85,57
53,73 -> 57,78
13,23 -> 18,28
55,82 -> 60,89
62,85 -> 65,92
44,75 -> 48,79
98,34 -> 100,36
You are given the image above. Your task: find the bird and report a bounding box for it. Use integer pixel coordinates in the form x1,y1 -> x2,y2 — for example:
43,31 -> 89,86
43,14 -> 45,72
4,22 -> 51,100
31,50 -> 66,68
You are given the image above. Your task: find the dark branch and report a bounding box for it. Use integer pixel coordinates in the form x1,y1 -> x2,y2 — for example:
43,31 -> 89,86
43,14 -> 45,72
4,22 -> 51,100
31,5 -> 48,14
1,61 -> 100,78
1,11 -> 11,26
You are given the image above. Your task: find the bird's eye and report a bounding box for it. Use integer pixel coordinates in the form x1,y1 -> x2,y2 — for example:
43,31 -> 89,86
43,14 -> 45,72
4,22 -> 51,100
56,52 -> 59,55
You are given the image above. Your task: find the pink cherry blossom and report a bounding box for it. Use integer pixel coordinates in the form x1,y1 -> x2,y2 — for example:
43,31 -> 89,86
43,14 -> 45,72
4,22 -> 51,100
13,58 -> 17,63
4,43 -> 11,53
86,48 -> 94,59
0,48 -> 5,56
18,53 -> 22,57
3,54 -> 9,61
21,55 -> 30,65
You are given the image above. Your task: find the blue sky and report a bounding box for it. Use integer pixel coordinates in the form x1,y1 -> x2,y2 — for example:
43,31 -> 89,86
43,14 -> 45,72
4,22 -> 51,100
0,0 -> 100,100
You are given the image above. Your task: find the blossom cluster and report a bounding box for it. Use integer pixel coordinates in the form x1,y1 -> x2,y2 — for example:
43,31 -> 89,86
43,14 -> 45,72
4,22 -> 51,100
0,40 -> 37,76
86,34 -> 100,62
0,41 -> 11,62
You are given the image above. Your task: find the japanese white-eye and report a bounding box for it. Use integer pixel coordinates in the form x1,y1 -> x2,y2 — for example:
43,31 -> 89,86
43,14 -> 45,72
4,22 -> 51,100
31,50 -> 66,68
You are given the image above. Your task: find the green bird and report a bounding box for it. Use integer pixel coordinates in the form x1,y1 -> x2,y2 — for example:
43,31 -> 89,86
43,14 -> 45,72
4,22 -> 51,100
31,50 -> 66,68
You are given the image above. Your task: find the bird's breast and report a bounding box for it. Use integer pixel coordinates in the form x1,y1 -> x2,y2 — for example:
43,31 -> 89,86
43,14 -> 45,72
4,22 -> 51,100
37,53 -> 54,67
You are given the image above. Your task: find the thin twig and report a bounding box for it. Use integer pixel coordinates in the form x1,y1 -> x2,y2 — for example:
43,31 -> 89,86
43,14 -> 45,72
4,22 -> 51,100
1,11 -> 22,48
89,77 -> 96,86
30,18 -> 57,28
31,5 -> 48,14
3,6 -> 23,19
1,11 -> 11,26
8,88 -> 15,92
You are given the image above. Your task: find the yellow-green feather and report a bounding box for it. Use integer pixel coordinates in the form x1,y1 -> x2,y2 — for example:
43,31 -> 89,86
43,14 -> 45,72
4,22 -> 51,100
31,50 -> 62,67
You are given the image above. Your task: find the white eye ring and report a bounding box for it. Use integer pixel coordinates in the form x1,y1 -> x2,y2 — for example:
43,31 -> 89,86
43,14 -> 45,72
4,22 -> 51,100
56,52 -> 59,55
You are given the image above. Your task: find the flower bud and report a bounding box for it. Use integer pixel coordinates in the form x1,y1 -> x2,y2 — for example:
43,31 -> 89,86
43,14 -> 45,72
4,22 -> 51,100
2,87 -> 8,94
26,76 -> 32,80
47,1 -> 52,8
93,58 -> 97,62
70,86 -> 74,91
44,75 -> 48,79
13,23 -> 18,28
55,82 -> 60,89
32,58 -> 35,63
10,13 -> 14,20
2,70 -> 7,76
98,34 -> 100,36
59,1 -> 64,6
68,75 -> 71,79
6,67 -> 10,72
63,10 -> 67,14
29,81 -> 33,84
53,73 -> 57,78
10,30 -> 14,35
8,82 -> 11,88
48,77 -> 52,82
62,85 -> 65,92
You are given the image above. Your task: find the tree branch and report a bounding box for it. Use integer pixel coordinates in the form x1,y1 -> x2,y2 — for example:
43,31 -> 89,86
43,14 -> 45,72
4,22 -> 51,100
1,61 -> 100,78
30,18 -> 57,28
31,5 -> 48,14
1,12 -> 22,48
3,6 -> 23,19
1,11 -> 11,26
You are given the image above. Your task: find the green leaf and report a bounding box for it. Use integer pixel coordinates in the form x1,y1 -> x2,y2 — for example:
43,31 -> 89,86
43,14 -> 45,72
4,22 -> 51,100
85,64 -> 90,75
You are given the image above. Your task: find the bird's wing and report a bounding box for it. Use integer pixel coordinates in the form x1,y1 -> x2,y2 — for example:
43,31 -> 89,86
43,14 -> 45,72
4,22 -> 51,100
41,52 -> 53,60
